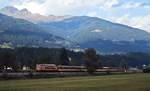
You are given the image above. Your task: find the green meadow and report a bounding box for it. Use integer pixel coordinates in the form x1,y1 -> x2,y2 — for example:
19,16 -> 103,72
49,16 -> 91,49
0,73 -> 150,91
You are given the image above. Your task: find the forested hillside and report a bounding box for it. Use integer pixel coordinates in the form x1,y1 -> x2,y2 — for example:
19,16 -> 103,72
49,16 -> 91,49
0,47 -> 150,71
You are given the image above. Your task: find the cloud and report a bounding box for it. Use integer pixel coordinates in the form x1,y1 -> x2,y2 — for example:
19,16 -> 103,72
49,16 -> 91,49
3,0 -> 150,32
87,12 -> 99,17
100,0 -> 120,9
122,2 -> 150,9
112,15 -> 150,33
12,0 -> 120,15
11,0 -> 44,4
14,1 -> 46,15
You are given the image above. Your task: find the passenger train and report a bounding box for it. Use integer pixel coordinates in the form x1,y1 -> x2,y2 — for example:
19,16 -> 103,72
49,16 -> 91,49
36,64 -> 125,72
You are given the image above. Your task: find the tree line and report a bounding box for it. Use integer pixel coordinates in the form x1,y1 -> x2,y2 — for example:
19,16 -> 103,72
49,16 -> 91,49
0,47 -> 150,72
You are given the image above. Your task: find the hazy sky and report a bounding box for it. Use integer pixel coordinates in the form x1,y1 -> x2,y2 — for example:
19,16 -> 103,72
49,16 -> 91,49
0,0 -> 150,32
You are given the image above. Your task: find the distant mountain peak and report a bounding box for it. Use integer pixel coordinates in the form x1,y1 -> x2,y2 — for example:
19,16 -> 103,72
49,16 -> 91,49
0,6 -> 72,23
2,6 -> 18,10
20,8 -> 29,12
1,6 -> 18,13
20,8 -> 32,15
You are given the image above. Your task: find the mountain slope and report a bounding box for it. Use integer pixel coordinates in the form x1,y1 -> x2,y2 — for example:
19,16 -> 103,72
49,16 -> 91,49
40,16 -> 150,42
70,16 -> 150,42
39,16 -> 150,53
1,6 -> 150,53
0,13 -> 69,48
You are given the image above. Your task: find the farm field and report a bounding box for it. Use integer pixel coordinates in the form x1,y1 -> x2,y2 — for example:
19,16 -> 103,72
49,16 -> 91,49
0,73 -> 150,91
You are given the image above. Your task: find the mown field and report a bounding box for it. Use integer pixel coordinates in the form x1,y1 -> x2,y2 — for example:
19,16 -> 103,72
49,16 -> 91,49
0,73 -> 150,91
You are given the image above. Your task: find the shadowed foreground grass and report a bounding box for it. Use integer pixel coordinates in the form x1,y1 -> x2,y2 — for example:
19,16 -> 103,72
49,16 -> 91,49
0,73 -> 150,91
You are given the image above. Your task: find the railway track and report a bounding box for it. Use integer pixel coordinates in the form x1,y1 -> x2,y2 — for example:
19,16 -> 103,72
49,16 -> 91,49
0,71 -> 125,79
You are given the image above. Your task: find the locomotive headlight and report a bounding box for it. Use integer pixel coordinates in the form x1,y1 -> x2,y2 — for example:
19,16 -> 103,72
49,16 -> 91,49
69,57 -> 72,62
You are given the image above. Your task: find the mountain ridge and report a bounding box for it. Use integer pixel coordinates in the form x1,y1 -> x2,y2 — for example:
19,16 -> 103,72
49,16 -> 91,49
0,6 -> 72,23
38,16 -> 150,53
0,6 -> 150,53
39,16 -> 150,41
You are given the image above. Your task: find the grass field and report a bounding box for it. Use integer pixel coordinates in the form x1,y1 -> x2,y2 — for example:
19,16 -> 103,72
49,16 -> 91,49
0,73 -> 150,91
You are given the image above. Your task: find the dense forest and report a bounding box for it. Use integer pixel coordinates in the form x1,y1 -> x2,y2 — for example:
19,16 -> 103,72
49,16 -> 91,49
0,47 -> 150,72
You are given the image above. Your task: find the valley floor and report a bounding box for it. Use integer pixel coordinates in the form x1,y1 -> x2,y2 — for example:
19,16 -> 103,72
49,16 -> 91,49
0,73 -> 150,91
